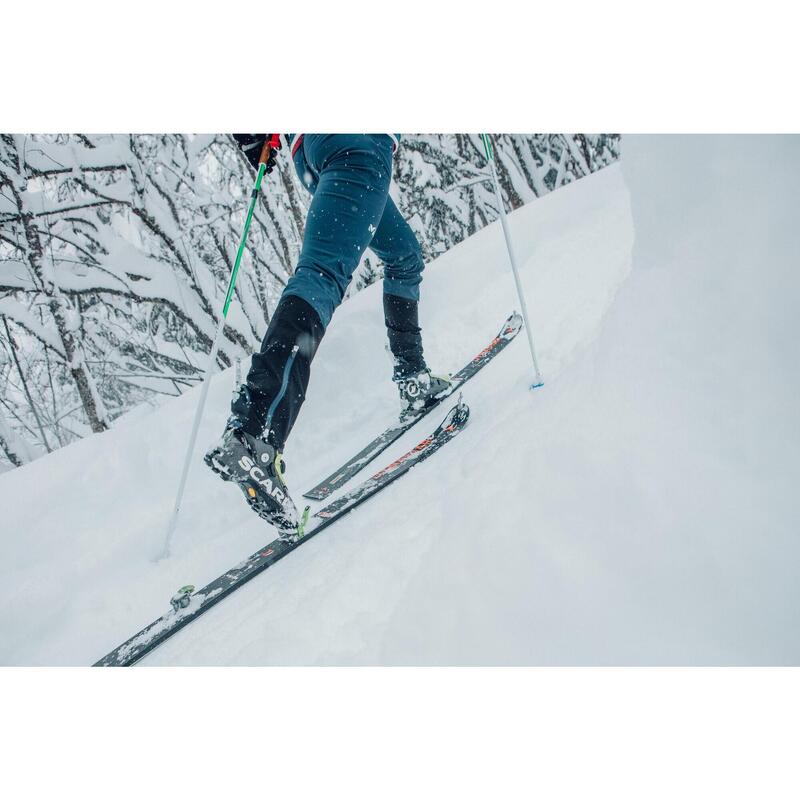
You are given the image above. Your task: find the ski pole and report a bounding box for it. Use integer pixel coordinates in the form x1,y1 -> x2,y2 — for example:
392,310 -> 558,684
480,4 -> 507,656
160,136 -> 280,560
480,134 -> 544,389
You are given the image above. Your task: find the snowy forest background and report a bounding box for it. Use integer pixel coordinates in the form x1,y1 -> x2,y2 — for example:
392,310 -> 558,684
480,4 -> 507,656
0,133 -> 619,470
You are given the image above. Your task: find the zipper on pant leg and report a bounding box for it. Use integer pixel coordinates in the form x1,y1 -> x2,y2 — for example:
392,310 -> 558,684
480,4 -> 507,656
264,344 -> 299,436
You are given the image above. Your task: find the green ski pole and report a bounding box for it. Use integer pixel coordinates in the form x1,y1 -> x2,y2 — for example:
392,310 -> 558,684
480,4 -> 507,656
480,134 -> 544,389
161,136 -> 279,559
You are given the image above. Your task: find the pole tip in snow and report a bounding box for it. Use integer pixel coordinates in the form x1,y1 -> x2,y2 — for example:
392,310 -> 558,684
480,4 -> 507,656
530,379 -> 544,390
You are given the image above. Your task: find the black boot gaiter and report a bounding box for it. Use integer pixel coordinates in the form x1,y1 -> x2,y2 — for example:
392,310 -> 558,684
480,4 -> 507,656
384,293 -> 425,381
231,294 -> 324,451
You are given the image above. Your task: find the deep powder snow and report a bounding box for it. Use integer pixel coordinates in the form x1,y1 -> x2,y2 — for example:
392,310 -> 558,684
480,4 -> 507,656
1,137 -> 798,665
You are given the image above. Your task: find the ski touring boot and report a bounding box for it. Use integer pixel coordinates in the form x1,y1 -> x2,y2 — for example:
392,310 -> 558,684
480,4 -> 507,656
396,368 -> 452,422
205,426 -> 306,540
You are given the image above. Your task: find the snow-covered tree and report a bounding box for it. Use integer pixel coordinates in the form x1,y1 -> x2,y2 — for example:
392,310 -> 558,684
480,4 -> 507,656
0,133 -> 618,468
389,134 -> 620,264
0,133 -> 306,458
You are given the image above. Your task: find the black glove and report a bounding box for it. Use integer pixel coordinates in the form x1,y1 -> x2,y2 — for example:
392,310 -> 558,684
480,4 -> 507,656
232,134 -> 279,173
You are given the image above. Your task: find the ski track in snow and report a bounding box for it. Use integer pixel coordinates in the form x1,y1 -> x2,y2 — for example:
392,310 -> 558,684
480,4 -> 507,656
2,144 -> 799,666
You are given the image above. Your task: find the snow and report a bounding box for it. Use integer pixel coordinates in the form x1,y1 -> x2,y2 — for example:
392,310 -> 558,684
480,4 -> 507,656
1,136 -> 798,665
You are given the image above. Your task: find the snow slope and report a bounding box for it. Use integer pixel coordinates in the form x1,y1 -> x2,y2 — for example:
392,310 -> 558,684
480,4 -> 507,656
2,137 -> 798,665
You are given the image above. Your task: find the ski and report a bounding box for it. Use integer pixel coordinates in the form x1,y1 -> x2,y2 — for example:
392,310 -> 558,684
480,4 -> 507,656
94,399 -> 470,667
302,312 -> 522,501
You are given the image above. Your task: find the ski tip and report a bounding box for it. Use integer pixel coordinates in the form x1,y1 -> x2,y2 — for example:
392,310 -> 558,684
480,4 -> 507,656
530,379 -> 544,390
502,311 -> 525,338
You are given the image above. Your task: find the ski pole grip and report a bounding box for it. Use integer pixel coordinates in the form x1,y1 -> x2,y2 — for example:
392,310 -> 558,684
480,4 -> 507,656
258,134 -> 282,165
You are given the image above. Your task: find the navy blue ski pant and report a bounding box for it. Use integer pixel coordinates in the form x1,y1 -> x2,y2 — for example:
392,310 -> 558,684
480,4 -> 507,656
283,134 -> 425,329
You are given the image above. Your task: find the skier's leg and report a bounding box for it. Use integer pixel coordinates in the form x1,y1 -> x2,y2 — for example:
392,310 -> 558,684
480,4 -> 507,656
232,134 -> 394,450
371,194 -> 425,306
283,134 -> 394,329
368,196 -> 449,417
367,195 -> 427,380
208,136 -> 395,533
